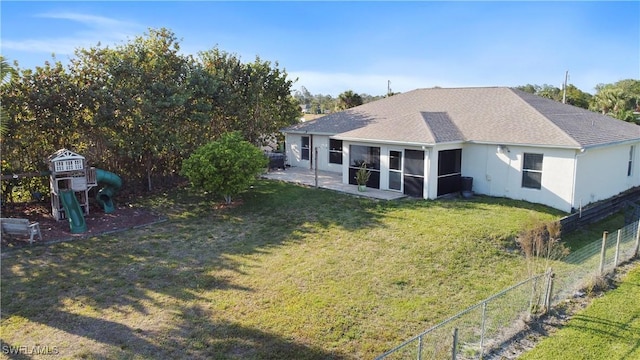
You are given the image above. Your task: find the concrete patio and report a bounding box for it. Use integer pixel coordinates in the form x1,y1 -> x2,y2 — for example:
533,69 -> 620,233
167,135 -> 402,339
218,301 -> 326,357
262,167 -> 407,200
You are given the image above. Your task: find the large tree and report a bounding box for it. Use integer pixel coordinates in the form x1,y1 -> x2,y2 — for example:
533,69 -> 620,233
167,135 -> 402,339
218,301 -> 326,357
516,83 -> 591,109
198,49 -> 301,146
337,90 -> 363,110
590,79 -> 640,123
0,27 -> 317,194
0,56 -> 19,137
1,60 -> 85,171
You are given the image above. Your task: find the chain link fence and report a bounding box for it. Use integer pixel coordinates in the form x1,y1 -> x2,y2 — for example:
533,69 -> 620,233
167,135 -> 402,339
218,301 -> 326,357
376,219 -> 640,360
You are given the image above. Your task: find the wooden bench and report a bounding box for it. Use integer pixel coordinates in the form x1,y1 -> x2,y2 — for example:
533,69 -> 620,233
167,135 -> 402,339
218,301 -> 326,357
1,218 -> 43,244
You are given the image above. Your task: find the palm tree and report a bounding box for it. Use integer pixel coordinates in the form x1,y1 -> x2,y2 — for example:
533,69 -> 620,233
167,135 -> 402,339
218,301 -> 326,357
590,87 -> 626,116
337,90 -> 363,110
1,56 -> 18,85
1,55 -> 18,137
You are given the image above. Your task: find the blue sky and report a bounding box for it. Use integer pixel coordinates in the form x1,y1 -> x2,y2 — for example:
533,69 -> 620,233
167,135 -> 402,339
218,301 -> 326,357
2,1 -> 638,96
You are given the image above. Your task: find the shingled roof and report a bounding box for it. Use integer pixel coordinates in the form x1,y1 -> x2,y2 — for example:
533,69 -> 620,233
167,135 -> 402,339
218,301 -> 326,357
283,87 -> 640,149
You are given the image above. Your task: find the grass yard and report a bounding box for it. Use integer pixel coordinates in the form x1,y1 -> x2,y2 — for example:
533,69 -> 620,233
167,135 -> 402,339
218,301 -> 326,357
0,180 -> 564,359
518,262 -> 640,360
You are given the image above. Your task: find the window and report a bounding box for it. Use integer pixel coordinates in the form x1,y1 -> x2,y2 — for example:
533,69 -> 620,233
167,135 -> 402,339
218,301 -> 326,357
301,136 -> 310,161
389,150 -> 402,191
329,139 -> 343,164
522,153 -> 543,189
349,145 -> 380,170
628,146 -> 635,177
349,145 -> 381,188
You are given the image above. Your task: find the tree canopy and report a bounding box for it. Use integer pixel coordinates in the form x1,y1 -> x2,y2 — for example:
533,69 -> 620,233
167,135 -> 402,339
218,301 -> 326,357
589,79 -> 640,123
1,28 -> 301,193
337,90 -> 364,110
517,80 -> 639,124
515,83 -> 592,109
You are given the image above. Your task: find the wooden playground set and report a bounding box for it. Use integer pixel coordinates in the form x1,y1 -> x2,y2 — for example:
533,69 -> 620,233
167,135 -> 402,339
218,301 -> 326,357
1,149 -> 122,241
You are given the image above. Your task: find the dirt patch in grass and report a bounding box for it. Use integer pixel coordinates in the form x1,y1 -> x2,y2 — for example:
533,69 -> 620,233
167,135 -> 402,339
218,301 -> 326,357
1,201 -> 163,250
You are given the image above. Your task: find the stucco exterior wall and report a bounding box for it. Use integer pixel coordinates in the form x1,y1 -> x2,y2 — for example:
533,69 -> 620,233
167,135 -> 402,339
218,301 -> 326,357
287,132 -> 640,214
284,133 -> 307,168
284,133 -> 342,172
573,142 -> 640,210
461,144 -> 577,213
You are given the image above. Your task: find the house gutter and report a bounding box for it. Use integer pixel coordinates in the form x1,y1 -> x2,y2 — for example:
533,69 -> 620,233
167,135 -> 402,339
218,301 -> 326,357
332,136 -> 435,148
284,130 -> 338,136
580,138 -> 640,151
467,140 -> 582,151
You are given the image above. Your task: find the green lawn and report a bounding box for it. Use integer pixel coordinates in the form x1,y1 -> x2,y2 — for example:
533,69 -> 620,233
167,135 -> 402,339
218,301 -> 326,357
519,263 -> 640,360
0,180 -> 563,359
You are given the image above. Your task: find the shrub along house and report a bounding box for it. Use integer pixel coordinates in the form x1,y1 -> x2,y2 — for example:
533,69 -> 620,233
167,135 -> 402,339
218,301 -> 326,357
282,87 -> 640,213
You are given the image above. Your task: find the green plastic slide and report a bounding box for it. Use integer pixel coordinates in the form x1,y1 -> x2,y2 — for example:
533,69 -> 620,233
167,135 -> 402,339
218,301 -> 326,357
59,189 -> 88,234
95,169 -> 122,214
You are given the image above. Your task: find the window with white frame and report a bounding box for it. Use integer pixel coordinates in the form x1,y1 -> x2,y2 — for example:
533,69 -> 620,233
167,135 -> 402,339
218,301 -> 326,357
628,146 -> 635,177
522,153 -> 543,189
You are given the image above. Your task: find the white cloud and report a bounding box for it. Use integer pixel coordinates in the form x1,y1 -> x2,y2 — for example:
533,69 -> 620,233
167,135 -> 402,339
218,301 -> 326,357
3,12 -> 143,57
36,12 -> 135,29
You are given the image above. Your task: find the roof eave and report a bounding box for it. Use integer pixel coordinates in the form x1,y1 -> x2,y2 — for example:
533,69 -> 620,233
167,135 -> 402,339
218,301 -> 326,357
332,136 -> 436,147
582,138 -> 640,151
282,130 -> 339,136
467,140 -> 582,150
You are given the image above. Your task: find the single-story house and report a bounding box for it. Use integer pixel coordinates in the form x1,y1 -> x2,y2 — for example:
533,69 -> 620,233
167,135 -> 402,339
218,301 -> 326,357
282,87 -> 640,213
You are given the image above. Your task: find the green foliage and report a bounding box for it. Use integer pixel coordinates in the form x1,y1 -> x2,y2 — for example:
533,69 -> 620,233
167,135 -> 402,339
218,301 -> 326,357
516,83 -> 592,109
337,90 -> 364,110
198,48 -> 302,145
1,28 -> 300,193
181,132 -> 268,204
589,79 -> 640,123
516,80 -> 640,123
293,86 -> 385,114
355,163 -> 371,186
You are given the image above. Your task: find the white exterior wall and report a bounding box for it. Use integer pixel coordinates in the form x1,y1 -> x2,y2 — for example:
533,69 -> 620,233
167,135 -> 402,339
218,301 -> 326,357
287,133 -> 640,213
284,133 -> 342,172
285,133 -> 306,168
573,142 -> 640,209
461,144 -> 576,213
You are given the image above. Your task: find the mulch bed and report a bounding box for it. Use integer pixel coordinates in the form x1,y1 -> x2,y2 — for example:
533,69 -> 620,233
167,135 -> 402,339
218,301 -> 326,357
1,200 -> 164,250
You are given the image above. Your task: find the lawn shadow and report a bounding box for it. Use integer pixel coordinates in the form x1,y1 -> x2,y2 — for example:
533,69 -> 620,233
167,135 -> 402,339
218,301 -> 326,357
1,181 -> 380,358
163,304 -> 346,359
0,181 -> 565,358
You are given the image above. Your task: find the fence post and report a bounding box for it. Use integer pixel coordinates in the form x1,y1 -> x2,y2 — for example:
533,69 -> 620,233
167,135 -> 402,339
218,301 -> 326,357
634,219 -> 640,258
451,328 -> 458,360
614,229 -> 622,268
528,275 -> 538,320
314,147 -> 319,188
417,335 -> 423,360
599,231 -> 608,276
543,268 -> 554,313
480,301 -> 487,359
